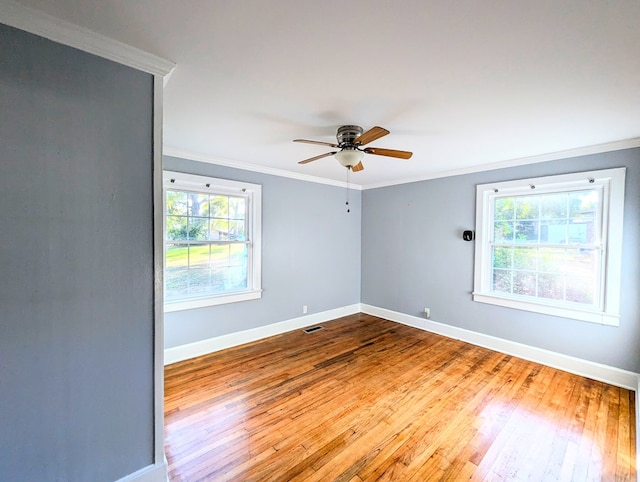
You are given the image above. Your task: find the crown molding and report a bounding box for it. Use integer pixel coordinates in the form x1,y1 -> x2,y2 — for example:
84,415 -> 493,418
361,137 -> 640,190
0,0 -> 175,77
166,137 -> 639,191
163,146 -> 364,190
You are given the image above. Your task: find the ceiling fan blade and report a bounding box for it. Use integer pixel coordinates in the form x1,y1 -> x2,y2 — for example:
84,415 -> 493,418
298,151 -> 337,164
364,147 -> 413,159
351,161 -> 364,172
293,139 -> 339,148
354,126 -> 389,146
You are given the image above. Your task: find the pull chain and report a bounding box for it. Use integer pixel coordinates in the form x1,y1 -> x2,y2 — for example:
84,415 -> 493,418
345,167 -> 351,213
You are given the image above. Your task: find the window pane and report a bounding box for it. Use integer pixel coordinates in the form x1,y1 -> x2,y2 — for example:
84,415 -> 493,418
566,276 -> 594,304
166,216 -> 187,241
568,219 -> 594,244
188,218 -> 208,241
565,248 -> 597,278
492,246 -> 512,269
538,273 -> 564,300
226,266 -> 247,290
513,271 -> 536,296
166,243 -> 188,269
188,192 -> 209,217
185,269 -> 212,296
211,195 -> 228,218
166,191 -> 188,215
538,247 -> 565,273
229,197 -> 246,219
211,245 -> 230,268
513,247 -> 536,270
230,220 -> 246,241
494,198 -> 514,221
569,190 -> 598,218
188,244 -> 210,268
209,219 -> 227,240
230,243 -> 248,267
515,221 -> 538,242
540,220 -> 567,244
165,269 -> 189,301
492,269 -> 512,293
494,221 -> 514,242
540,193 -> 567,220
164,242 -> 250,300
515,196 -> 539,220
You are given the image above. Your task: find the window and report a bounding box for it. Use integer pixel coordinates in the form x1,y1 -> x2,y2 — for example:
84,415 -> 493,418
163,171 -> 262,312
473,168 -> 625,325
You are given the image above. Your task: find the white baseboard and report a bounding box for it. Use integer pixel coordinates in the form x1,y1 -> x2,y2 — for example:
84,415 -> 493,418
164,304 -> 360,365
115,461 -> 168,482
361,304 -> 640,391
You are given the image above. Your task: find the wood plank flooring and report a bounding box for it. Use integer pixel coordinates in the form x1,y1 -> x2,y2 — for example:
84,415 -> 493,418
164,314 -> 637,481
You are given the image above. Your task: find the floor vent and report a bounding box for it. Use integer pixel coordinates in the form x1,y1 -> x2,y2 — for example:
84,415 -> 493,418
303,326 -> 324,334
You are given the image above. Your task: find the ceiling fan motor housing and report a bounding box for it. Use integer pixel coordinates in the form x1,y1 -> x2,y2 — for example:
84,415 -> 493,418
337,125 -> 364,146
294,124 -> 411,169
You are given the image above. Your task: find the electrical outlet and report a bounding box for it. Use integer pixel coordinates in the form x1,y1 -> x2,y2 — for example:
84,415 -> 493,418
424,308 -> 431,319
303,305 -> 308,314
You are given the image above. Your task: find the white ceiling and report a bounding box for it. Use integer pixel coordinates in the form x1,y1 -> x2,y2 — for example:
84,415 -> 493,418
10,0 -> 640,188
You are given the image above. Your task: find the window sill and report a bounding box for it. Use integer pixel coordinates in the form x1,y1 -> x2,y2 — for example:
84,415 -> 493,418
472,292 -> 619,326
164,289 -> 262,313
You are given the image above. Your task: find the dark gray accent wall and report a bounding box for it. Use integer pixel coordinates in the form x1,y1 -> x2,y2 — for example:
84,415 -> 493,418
164,157 -> 361,348
0,24 -> 155,481
362,148 -> 640,372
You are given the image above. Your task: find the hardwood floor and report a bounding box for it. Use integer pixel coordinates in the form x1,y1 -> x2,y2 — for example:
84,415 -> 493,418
164,314 -> 637,481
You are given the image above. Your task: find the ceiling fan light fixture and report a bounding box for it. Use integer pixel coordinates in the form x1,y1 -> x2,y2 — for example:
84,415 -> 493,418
335,148 -> 364,168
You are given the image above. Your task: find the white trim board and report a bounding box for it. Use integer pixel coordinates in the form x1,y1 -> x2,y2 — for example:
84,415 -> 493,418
361,304 -> 640,391
164,304 -> 360,365
115,462 -> 167,482
151,76 -> 168,479
0,0 -> 175,76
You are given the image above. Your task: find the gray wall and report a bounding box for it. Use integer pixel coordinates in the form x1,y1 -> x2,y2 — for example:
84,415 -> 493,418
0,24 -> 155,481
362,148 -> 640,373
164,157 -> 362,348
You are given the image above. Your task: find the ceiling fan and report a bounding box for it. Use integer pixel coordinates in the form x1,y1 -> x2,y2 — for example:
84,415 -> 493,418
294,125 -> 412,172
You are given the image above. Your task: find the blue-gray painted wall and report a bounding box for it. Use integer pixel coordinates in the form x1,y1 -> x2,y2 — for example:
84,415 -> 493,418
362,148 -> 640,373
163,157 -> 362,348
0,24 -> 155,481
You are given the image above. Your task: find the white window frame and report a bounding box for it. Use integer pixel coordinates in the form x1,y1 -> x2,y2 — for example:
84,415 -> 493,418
473,167 -> 625,326
163,171 -> 262,312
